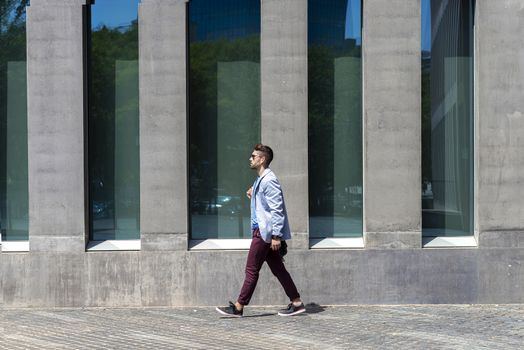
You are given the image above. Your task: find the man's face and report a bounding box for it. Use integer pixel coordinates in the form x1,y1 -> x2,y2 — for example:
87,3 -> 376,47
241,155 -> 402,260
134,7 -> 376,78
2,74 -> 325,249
249,150 -> 265,169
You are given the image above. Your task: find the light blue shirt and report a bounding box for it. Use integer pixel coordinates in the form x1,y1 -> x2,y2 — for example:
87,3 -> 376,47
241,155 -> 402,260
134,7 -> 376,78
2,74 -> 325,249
251,177 -> 260,230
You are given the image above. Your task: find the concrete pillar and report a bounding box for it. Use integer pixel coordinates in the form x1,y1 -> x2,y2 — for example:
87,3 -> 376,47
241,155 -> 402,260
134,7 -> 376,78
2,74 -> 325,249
261,0 -> 308,249
362,0 -> 421,248
139,0 -> 188,250
27,0 -> 88,252
476,0 -> 524,248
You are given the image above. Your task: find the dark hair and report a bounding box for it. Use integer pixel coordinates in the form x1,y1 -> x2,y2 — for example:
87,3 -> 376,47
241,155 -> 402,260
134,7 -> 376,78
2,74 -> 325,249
253,143 -> 273,166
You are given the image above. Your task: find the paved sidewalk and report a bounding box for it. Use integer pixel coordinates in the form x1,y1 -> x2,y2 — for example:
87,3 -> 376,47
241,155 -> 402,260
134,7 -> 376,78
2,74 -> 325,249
1,304 -> 523,349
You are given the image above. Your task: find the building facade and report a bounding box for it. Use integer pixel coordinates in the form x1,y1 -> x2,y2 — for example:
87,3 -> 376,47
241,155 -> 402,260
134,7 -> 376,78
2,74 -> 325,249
1,0 -> 524,307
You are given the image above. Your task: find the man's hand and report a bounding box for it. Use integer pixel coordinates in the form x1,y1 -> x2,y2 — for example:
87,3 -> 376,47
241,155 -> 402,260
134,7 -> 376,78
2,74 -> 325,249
271,238 -> 281,251
246,186 -> 253,199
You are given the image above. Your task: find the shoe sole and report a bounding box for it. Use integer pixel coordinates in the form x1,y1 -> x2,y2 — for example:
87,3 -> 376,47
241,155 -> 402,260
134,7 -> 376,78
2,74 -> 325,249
215,307 -> 242,318
277,308 -> 306,317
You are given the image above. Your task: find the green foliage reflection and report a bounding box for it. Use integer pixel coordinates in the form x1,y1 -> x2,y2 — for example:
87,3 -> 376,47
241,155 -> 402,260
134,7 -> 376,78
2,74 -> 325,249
308,41 -> 363,238
0,0 -> 28,240
189,35 -> 260,239
89,19 -> 139,240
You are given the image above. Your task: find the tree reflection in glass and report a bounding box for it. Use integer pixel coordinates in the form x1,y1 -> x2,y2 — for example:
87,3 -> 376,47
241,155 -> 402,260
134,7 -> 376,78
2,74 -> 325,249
308,0 -> 362,238
189,0 -> 261,240
89,0 -> 140,240
0,0 -> 28,241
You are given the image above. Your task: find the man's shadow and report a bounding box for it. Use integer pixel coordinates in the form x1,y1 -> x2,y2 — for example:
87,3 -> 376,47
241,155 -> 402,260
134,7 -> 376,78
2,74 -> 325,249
304,302 -> 326,314
242,312 -> 277,318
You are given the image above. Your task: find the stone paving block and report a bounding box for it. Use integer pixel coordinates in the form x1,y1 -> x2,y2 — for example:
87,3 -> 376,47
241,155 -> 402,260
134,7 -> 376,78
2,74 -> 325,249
1,305 -> 524,349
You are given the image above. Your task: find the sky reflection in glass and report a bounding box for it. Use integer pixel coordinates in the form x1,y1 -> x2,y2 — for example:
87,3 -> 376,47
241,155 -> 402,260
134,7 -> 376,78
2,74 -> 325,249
308,0 -> 363,238
89,0 -> 140,241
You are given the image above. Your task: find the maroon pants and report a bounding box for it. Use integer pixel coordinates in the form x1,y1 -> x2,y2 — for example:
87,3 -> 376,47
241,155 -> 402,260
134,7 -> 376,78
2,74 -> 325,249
237,229 -> 300,305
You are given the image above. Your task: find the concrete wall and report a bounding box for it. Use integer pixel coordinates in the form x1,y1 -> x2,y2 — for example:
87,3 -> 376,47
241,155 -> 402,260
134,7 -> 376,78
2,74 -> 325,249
2,248 -> 524,307
2,0 -> 524,307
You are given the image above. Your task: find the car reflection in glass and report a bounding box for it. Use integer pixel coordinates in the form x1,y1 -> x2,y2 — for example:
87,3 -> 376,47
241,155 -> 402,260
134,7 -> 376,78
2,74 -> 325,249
92,200 -> 114,219
192,195 -> 243,215
91,177 -> 114,219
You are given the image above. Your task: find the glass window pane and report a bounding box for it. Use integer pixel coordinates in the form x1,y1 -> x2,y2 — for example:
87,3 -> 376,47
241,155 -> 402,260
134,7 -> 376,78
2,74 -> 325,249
308,0 -> 362,238
189,0 -> 261,240
421,0 -> 474,237
0,1 -> 28,241
89,0 -> 140,241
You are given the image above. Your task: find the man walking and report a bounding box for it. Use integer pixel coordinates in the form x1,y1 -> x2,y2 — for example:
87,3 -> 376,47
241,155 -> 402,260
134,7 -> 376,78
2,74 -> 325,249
216,144 -> 305,317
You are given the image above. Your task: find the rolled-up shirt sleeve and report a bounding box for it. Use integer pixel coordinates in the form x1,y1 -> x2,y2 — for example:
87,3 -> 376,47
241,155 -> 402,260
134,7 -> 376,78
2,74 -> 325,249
263,177 -> 286,237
